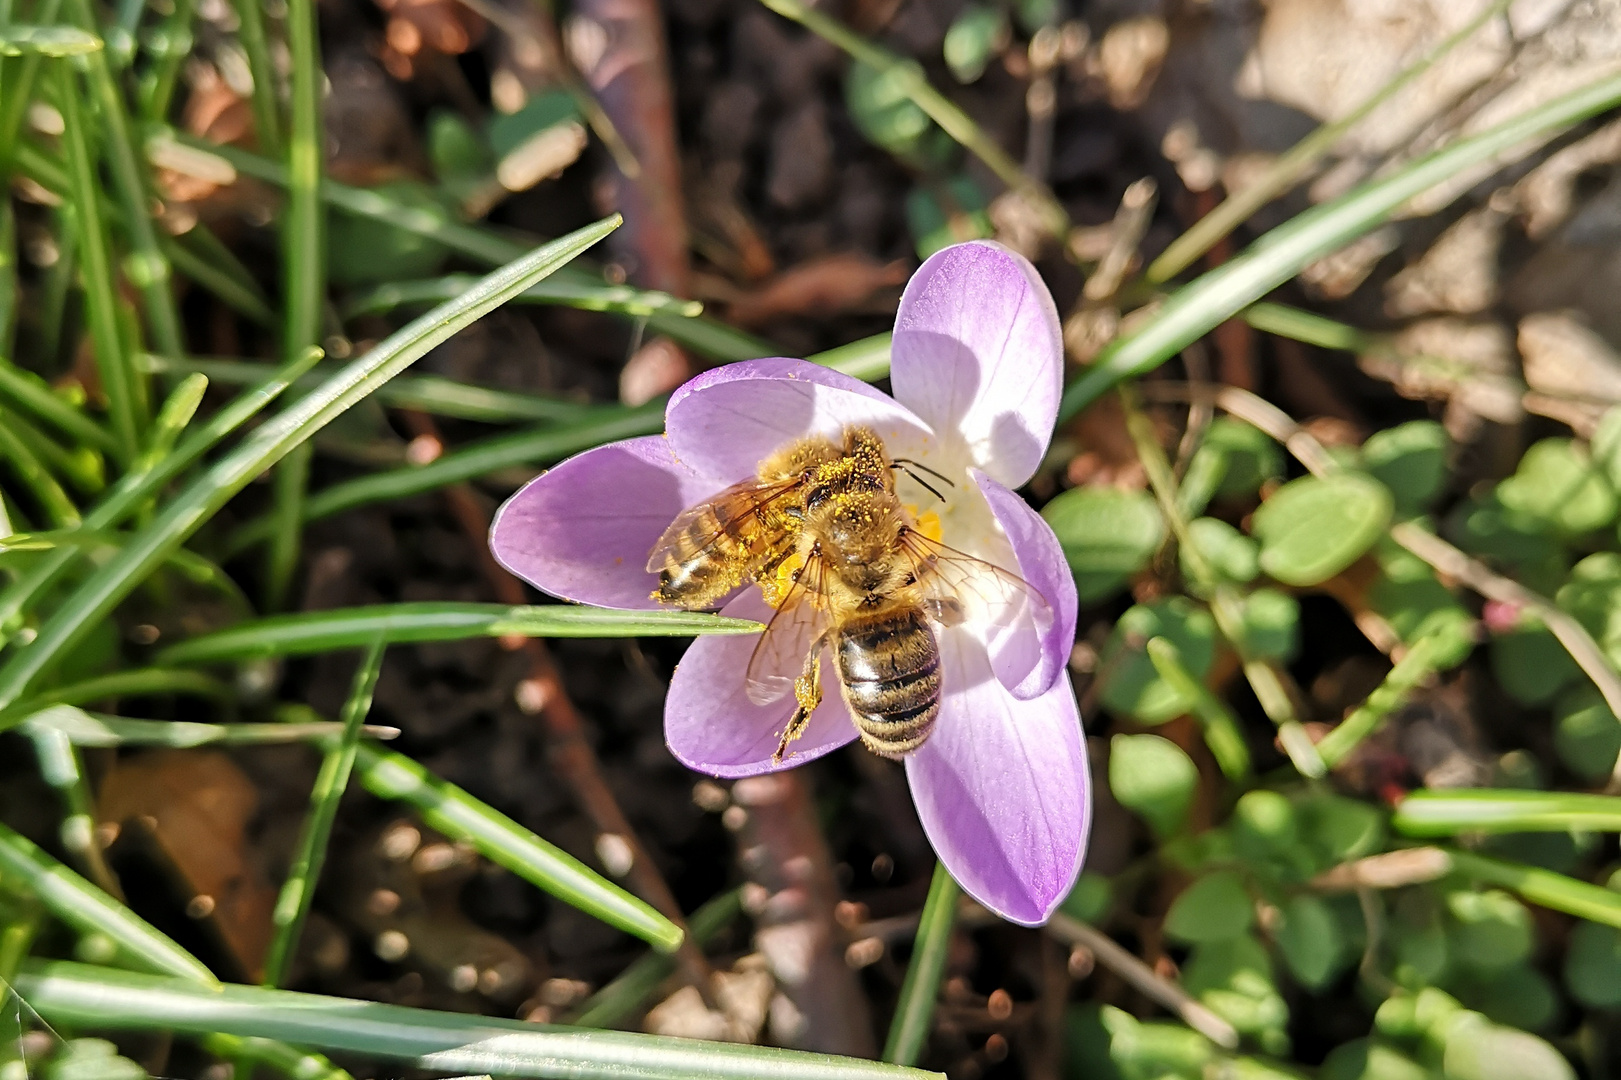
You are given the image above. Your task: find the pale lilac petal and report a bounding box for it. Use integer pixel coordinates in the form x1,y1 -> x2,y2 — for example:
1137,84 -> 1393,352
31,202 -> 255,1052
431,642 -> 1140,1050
490,436 -> 718,610
665,591 -> 860,777
665,357 -> 936,483
905,633 -> 1088,925
975,470 -> 1078,700
890,241 -> 1062,488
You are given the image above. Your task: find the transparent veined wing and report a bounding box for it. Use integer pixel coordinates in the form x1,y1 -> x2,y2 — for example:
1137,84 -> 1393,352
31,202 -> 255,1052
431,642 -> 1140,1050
897,528 -> 1052,632
644,474 -> 806,574
745,546 -> 833,706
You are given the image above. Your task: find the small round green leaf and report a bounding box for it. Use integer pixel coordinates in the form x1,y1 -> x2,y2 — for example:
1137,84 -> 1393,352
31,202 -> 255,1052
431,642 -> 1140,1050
1275,893 -> 1349,990
942,4 -> 1007,83
1181,516 -> 1259,586
1059,872 -> 1113,925
1108,734 -> 1197,838
845,59 -> 952,165
1442,1018 -> 1575,1080
1043,486 -> 1165,603
1363,420 -> 1448,515
1098,598 -> 1217,723
1564,919 -> 1621,1009
1164,870 -> 1254,944
1490,622 -> 1581,706
1320,1039 -> 1432,1080
1298,792 -> 1386,870
1235,588 -> 1300,662
1253,473 -> 1392,586
1445,889 -> 1533,972
1498,437 -> 1617,536
1553,686 -> 1621,782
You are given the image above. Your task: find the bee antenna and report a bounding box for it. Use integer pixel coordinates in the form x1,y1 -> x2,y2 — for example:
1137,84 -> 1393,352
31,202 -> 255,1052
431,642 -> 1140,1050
890,459 -> 952,503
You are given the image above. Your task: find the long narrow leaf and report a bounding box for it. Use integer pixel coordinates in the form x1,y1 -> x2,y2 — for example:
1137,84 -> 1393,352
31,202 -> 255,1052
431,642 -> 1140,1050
262,642 -> 385,986
0,217 -> 621,720
883,863 -> 958,1066
0,349 -> 322,636
21,705 -> 396,747
1445,847 -> 1621,929
1395,790 -> 1621,836
156,602 -> 760,664
351,742 -> 685,954
1060,70 -> 1621,419
0,824 -> 214,983
15,961 -> 942,1080
168,133 -> 772,361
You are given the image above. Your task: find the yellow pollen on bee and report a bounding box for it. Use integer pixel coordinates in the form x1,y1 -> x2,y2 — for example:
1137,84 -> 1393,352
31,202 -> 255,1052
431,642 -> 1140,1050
763,550 -> 806,608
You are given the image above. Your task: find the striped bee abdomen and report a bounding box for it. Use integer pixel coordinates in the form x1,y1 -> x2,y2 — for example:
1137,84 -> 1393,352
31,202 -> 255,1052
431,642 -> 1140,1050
836,608 -> 941,758
654,511 -> 752,607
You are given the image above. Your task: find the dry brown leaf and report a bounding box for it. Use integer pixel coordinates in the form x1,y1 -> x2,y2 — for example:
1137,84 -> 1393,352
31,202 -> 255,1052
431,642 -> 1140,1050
725,254 -> 908,328
99,750 -> 276,980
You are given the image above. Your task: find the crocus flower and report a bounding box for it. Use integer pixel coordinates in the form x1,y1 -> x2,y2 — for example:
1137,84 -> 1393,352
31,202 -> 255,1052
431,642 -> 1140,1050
491,241 -> 1089,925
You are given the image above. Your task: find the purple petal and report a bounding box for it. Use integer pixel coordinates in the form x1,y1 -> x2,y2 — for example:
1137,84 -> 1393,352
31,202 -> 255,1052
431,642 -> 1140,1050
665,591 -> 860,777
975,470 -> 1078,699
490,436 -> 718,610
665,357 -> 936,483
890,241 -> 1062,488
905,632 -> 1088,925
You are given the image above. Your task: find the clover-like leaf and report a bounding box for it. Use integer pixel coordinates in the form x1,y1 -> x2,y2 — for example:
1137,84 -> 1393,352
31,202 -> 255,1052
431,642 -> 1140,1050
1181,516 -> 1259,587
1043,486 -> 1165,603
1275,893 -> 1351,991
1109,734 -> 1197,839
1253,473 -> 1392,586
1165,870 -> 1255,944
1098,597 -> 1218,724
1363,420 -> 1448,515
1498,437 -> 1618,537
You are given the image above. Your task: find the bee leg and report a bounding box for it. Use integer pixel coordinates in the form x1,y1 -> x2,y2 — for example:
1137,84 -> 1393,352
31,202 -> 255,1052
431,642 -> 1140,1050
773,640 -> 825,764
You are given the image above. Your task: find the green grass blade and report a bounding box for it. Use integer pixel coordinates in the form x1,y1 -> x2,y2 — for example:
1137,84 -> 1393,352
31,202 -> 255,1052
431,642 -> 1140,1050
66,0 -> 183,361
1144,0 -> 1510,283
1146,636 -> 1251,781
0,201 -> 16,356
53,60 -> 143,461
0,0 -> 61,170
569,889 -> 743,1027
1317,632 -> 1452,766
1444,848 -> 1621,929
267,0 -> 325,616
163,231 -> 278,327
1060,69 -> 1621,420
17,961 -> 942,1079
1,667 -> 229,720
0,23 -> 100,55
814,332 -> 891,382
218,329 -> 887,553
200,1035 -> 351,1080
0,358 -> 117,453
262,640 -> 384,986
341,275 -> 704,321
27,721 -> 118,890
155,602 -> 761,664
1241,301 -> 1383,352
169,133 -> 772,361
883,862 -> 959,1066
221,406 -> 664,553
0,403 -> 103,494
0,216 -> 620,717
226,0 -> 281,156
0,351 -> 321,637
143,354 -> 596,424
20,704 -> 397,747
0,824 -> 215,982
136,0 -> 196,121
264,440 -> 310,610
1395,790 -> 1621,836
0,405 -> 81,526
350,741 -> 685,954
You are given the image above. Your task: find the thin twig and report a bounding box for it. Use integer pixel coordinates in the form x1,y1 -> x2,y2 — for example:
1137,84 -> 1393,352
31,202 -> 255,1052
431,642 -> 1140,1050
1045,913 -> 1239,1049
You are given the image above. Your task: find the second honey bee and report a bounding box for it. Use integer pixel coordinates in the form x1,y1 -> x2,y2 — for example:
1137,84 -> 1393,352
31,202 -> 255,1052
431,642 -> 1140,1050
647,425 -> 1047,761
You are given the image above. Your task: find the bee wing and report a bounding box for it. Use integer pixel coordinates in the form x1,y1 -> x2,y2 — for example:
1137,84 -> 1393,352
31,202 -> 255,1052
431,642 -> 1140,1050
744,547 -> 832,706
898,528 -> 1052,632
644,475 -> 803,574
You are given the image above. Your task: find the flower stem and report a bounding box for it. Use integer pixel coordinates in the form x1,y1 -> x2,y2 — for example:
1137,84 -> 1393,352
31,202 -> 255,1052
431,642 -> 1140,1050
883,862 -> 959,1066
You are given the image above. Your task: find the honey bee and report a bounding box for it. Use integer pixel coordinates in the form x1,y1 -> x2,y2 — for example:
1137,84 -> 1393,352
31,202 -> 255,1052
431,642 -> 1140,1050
648,425 -> 1048,761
